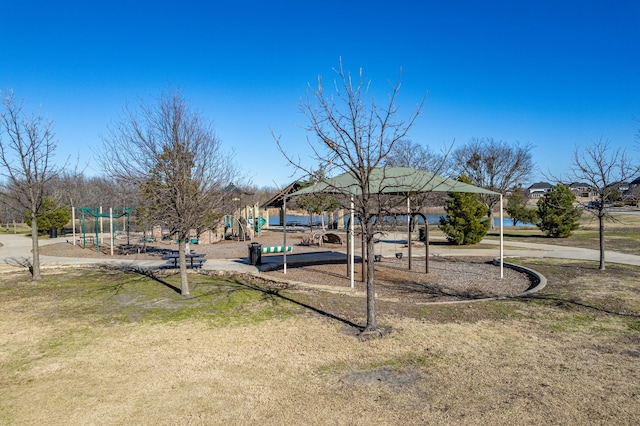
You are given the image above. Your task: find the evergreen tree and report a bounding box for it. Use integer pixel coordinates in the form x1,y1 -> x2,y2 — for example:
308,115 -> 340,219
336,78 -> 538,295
537,184 -> 581,238
506,185 -> 538,226
438,174 -> 490,245
25,197 -> 71,234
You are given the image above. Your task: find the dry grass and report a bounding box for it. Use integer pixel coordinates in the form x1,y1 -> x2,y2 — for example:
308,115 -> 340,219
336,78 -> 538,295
1,259 -> 639,425
488,211 -> 640,255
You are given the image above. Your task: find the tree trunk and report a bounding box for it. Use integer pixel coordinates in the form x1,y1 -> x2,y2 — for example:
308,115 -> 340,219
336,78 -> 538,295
30,212 -> 41,281
364,227 -> 377,332
178,238 -> 190,295
487,199 -> 498,231
598,212 -> 605,270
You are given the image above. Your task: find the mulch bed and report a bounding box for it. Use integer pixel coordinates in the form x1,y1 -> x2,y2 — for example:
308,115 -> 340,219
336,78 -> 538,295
38,229 -> 534,303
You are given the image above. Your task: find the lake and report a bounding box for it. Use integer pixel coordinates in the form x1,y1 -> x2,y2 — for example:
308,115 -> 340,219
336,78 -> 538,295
269,214 -> 534,228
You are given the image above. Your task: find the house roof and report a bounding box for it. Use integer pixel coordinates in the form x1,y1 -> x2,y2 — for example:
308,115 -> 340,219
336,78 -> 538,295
568,182 -> 591,189
528,181 -> 552,190
261,181 -> 305,208
289,167 -> 500,197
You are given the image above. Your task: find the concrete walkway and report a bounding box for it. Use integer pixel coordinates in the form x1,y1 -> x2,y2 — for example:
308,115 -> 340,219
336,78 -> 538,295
1,232 -> 639,275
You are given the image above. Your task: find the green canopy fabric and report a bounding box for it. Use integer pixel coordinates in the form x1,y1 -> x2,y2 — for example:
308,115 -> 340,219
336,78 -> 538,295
284,166 -> 504,283
290,167 -> 500,196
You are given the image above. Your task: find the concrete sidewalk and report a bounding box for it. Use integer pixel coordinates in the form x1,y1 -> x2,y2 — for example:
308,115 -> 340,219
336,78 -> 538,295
1,232 -> 639,274
376,233 -> 640,267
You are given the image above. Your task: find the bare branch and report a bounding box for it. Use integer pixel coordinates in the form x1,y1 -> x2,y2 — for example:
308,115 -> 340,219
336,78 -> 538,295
0,90 -> 62,280
100,89 -> 239,295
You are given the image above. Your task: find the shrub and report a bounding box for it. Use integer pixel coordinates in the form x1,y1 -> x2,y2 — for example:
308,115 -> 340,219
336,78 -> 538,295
536,184 -> 581,238
438,174 -> 490,245
25,197 -> 71,234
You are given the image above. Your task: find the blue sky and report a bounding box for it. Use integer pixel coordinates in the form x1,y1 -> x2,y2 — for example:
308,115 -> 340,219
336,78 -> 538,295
2,0 -> 639,188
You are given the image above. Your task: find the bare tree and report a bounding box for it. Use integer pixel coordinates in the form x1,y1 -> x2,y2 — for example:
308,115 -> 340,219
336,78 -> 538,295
567,139 -> 639,270
452,138 -> 534,229
101,89 -> 237,295
385,138 -> 452,211
385,139 -> 451,175
0,91 -> 62,280
277,61 -> 425,335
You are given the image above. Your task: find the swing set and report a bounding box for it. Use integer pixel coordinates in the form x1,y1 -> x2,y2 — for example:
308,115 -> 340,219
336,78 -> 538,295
77,207 -> 133,253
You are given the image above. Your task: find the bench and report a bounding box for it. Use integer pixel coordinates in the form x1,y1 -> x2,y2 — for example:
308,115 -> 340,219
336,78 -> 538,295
162,253 -> 207,268
260,246 -> 293,254
118,244 -> 139,255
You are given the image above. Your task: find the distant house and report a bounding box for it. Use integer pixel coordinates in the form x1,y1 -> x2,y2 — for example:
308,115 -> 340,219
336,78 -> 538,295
528,182 -> 552,198
628,176 -> 640,190
617,181 -> 630,193
624,176 -> 640,204
568,182 -> 594,198
606,181 -> 629,197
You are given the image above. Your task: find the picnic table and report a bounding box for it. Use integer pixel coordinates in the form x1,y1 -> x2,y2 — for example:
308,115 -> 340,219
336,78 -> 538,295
162,252 -> 207,269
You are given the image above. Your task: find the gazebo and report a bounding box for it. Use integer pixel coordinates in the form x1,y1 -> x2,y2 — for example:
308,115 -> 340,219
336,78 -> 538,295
284,167 -> 504,288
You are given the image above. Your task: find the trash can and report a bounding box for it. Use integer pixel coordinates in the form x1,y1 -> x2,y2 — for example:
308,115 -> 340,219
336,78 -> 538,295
49,228 -> 57,238
248,242 -> 262,265
419,227 -> 426,242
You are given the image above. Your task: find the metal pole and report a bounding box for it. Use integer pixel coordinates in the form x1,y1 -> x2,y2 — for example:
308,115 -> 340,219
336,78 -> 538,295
94,208 -> 100,252
99,206 -> 104,245
72,207 -> 76,246
407,198 -> 412,271
110,208 -> 114,257
346,218 -> 351,278
283,196 -> 287,274
500,194 -> 504,278
81,209 -> 86,249
425,219 -> 429,274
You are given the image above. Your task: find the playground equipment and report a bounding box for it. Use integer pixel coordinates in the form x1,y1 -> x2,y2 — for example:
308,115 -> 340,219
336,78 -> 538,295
249,215 -> 266,236
224,214 -> 251,241
77,207 -> 132,254
224,209 -> 267,241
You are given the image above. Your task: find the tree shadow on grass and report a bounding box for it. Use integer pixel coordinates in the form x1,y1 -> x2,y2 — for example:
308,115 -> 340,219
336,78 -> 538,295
99,264 -> 181,294
519,294 -> 640,318
5,257 -> 35,276
97,264 -> 365,332
231,276 -> 365,332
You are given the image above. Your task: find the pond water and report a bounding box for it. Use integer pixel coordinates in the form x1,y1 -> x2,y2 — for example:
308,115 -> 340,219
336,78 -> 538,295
269,214 -> 534,228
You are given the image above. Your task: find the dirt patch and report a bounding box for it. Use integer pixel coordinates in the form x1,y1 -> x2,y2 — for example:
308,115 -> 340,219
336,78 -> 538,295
343,366 -> 425,388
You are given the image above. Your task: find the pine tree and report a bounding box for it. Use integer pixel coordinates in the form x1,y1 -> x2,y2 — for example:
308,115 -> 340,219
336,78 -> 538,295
24,198 -> 71,234
537,184 -> 581,238
438,174 -> 490,245
506,186 -> 538,226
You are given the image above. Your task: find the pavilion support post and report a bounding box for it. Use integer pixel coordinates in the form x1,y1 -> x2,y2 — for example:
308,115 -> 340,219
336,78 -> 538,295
283,196 -> 287,274
425,221 -> 429,274
99,206 -> 104,245
72,207 -> 76,246
346,220 -> 350,278
109,208 -> 114,257
500,194 -> 504,278
407,198 -> 412,271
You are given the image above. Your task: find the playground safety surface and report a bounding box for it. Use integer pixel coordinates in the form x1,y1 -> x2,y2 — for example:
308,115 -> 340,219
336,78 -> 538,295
35,229 -> 534,304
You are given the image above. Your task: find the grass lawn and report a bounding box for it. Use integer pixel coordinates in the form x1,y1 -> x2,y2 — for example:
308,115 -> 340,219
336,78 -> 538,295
486,212 -> 640,255
1,258 -> 638,425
